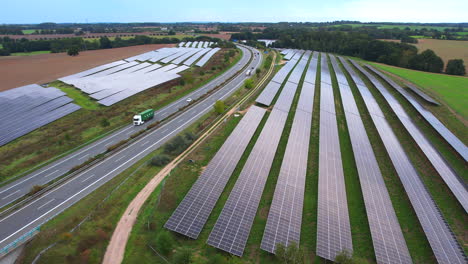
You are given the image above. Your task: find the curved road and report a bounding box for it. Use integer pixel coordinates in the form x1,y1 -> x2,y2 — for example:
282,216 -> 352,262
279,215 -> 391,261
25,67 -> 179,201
0,45 -> 261,250
0,45 -> 254,208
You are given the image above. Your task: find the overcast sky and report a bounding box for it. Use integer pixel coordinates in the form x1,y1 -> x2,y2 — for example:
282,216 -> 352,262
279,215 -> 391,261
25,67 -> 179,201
2,0 -> 467,24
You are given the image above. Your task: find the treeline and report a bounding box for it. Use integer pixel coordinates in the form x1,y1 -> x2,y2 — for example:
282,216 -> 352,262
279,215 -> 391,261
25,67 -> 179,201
235,28 -> 465,75
0,35 -> 227,56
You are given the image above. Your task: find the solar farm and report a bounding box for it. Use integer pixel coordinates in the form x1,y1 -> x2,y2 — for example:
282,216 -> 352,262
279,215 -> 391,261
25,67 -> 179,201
59,43 -> 220,106
0,84 -> 81,146
163,49 -> 468,263
0,43 -> 221,144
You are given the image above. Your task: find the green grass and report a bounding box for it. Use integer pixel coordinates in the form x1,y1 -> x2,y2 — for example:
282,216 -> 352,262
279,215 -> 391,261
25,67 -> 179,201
330,24 -> 456,31
50,81 -> 101,110
11,50 -> 51,56
368,63 -> 468,119
86,34 -> 191,42
21,29 -> 36,34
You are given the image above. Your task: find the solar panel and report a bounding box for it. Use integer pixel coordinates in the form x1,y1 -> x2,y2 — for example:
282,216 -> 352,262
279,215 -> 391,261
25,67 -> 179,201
284,50 -> 296,60
172,48 -> 202,65
255,81 -> 282,106
316,53 -> 353,261
195,48 -> 221,67
260,53 -> 318,254
366,65 -> 467,162
330,55 -> 412,264
183,48 -> 211,66
355,64 -> 468,213
164,106 -> 266,238
58,60 -> 127,82
343,58 -> 466,264
161,49 -> 192,64
207,61 -> 306,256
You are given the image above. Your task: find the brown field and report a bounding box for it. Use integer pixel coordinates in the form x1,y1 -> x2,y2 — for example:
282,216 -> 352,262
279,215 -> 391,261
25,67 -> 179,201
0,32 -> 168,40
0,44 -> 175,91
379,39 -> 468,72
201,33 -> 232,40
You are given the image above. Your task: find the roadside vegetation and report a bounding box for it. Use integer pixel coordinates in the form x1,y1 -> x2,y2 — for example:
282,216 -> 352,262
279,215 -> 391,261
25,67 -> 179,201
0,48 -> 242,184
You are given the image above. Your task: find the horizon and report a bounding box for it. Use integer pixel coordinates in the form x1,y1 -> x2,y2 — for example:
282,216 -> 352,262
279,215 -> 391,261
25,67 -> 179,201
2,0 -> 467,24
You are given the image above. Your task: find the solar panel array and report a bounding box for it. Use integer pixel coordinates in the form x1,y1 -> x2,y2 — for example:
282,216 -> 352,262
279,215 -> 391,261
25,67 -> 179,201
59,60 -> 127,82
366,65 -> 467,163
283,50 -> 296,60
195,48 -> 221,67
358,65 -> 468,213
330,55 -> 412,264
404,82 -> 439,105
164,106 -> 266,238
62,61 -> 185,106
183,48 -> 212,66
316,53 -> 353,261
207,54 -> 308,256
260,52 -> 316,254
345,58 -> 466,264
0,84 -> 81,146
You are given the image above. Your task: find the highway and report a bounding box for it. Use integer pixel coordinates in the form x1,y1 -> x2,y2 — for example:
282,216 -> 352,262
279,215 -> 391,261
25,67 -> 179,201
0,45 -> 255,208
0,45 -> 261,250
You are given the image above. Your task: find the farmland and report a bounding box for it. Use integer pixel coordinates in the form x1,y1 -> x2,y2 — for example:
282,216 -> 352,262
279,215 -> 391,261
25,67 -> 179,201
331,23 -> 459,31
0,44 -> 175,91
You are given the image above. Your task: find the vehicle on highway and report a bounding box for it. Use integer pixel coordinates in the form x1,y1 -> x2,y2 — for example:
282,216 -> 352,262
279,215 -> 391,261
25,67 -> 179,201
186,98 -> 193,103
246,69 -> 252,76
133,109 -> 154,125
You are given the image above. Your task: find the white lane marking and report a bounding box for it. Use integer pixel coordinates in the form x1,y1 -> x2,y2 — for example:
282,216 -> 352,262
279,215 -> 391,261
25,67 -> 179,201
44,170 -> 60,178
37,199 -> 55,210
0,47 -> 257,245
162,128 -> 169,133
78,154 -> 89,161
81,174 -> 96,183
115,155 -> 126,163
104,142 -> 113,147
0,126 -> 133,195
126,130 -> 134,135
141,141 -> 150,147
1,190 -> 20,200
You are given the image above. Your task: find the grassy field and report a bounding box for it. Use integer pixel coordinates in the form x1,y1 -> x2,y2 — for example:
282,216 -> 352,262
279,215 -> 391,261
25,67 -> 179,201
412,39 -> 468,72
86,34 -> 192,42
21,29 -> 36,34
331,24 -> 457,31
10,51 -> 51,56
368,63 -> 468,121
0,48 -> 242,184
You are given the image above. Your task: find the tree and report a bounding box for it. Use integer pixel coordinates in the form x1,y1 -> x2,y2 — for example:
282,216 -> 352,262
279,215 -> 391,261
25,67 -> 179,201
244,79 -> 254,89
67,46 -> 79,56
168,30 -> 176,35
99,36 -> 112,49
409,49 -> 444,73
213,100 -> 225,114
154,231 -> 173,255
334,249 -> 370,264
275,242 -> 304,264
446,59 -> 466,75
173,247 -> 192,264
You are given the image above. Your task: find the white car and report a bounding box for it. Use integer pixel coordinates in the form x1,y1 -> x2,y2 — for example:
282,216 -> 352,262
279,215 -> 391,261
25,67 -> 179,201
186,98 -> 193,103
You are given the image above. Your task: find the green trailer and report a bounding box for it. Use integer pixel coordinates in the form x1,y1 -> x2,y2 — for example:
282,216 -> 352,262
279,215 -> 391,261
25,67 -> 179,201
133,109 -> 154,125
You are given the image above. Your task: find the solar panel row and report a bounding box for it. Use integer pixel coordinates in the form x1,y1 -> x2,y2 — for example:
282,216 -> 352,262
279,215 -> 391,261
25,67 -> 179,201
207,59 -> 308,255
164,106 -> 266,238
366,65 -> 467,163
330,55 -> 412,264
0,85 -> 80,146
59,60 -> 127,82
284,50 -> 296,60
195,48 -> 221,67
344,58 -> 466,264
183,48 -> 212,66
260,52 -> 317,254
316,53 -> 353,262
356,65 -> 468,213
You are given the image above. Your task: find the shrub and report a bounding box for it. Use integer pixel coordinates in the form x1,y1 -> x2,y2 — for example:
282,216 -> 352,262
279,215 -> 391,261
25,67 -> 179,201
154,231 -> 173,255
150,154 -> 170,167
213,100 -> 225,114
244,79 -> 254,89
275,242 -> 304,264
100,118 -> 110,127
28,185 -> 45,196
173,247 -> 192,264
446,59 -> 466,75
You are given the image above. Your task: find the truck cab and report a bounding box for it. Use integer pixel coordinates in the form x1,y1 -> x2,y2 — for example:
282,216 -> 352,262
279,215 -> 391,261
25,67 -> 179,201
133,114 -> 144,126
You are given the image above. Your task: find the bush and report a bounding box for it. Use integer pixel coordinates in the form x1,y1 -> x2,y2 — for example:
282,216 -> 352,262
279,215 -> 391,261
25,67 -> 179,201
100,118 -> 110,127
244,79 -> 254,89
154,231 -> 173,255
150,154 -> 170,167
213,100 -> 225,114
163,132 -> 196,155
207,254 -> 226,264
28,185 -> 45,196
67,46 -> 79,56
173,247 -> 192,264
275,242 -> 304,264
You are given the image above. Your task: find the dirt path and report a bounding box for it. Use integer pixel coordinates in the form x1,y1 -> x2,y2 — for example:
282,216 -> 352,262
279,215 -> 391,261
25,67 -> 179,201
0,44 -> 174,91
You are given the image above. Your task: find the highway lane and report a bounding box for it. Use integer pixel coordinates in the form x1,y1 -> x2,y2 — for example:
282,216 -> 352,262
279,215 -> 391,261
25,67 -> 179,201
0,46 -> 262,250
0,45 -> 254,208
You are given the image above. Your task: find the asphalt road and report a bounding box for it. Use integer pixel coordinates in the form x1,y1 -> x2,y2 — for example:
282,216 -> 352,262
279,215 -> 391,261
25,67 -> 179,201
0,45 -> 255,209
0,45 -> 261,250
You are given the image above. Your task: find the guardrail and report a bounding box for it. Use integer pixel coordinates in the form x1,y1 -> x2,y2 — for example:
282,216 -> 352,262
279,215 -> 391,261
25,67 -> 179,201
0,225 -> 41,258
